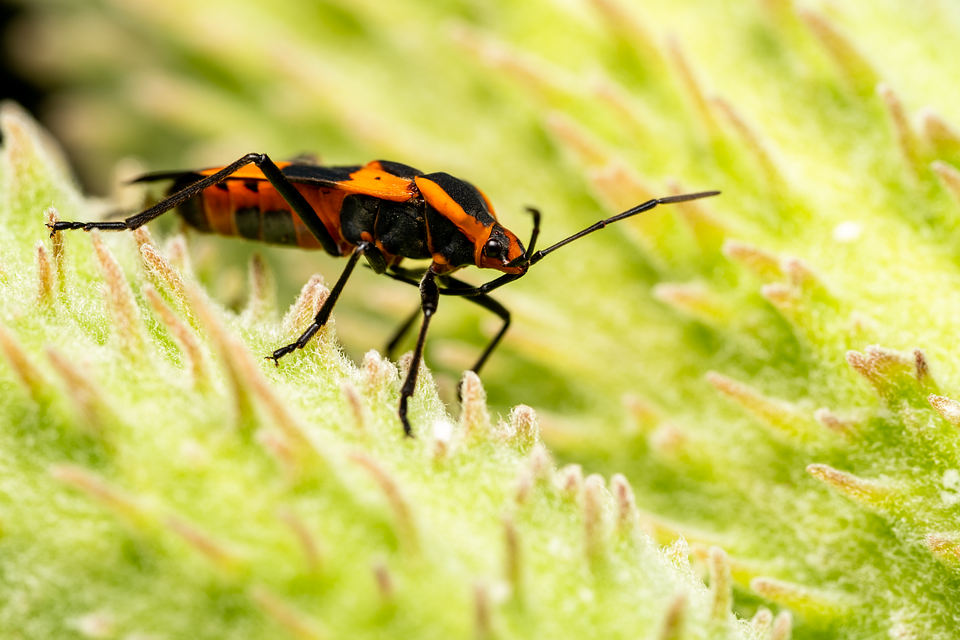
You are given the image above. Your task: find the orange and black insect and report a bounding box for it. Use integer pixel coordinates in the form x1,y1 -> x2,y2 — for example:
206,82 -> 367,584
52,153 -> 719,436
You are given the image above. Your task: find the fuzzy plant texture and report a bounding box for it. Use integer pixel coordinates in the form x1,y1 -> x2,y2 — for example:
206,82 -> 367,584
6,0 -> 960,638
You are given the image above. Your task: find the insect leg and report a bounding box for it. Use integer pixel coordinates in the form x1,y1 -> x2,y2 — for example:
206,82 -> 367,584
52,153 -> 268,233
385,307 -> 421,361
268,241 -> 372,364
51,153 -> 341,256
397,270 -> 439,437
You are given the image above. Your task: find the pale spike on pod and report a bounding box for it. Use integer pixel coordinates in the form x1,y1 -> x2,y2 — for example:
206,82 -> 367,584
919,108 -> 960,155
2,101 -> 75,190
431,419 -> 454,460
707,371 -> 820,441
546,112 -> 610,167
514,469 -> 534,505
459,370 -> 492,441
780,257 -> 834,302
450,25 -> 570,101
505,404 -> 540,450
653,282 -> 730,324
877,83 -> 923,180
710,95 -> 785,185
666,538 -> 693,571
502,514 -> 523,606
340,380 -> 366,434
277,508 -> 323,575
35,242 -> 54,305
43,207 -> 66,295
72,611 -> 116,638
913,348 -> 937,390
163,234 -> 193,276
348,451 -> 419,556
796,8 -> 879,94
846,345 -> 938,402
361,349 -> 398,398
588,160 -> 654,212
924,532 -> 960,567
648,423 -> 700,466
928,395 -> 960,427
708,546 -> 733,624
282,274 -> 329,336
242,252 -> 276,323
583,474 -> 608,564
665,179 -> 728,255
610,473 -> 638,534
721,239 -> 783,280
759,283 -> 802,326
558,463 -> 584,501
527,442 -> 554,485
138,240 -> 194,326
0,320 -> 49,404
250,586 -> 326,640
757,0 -> 794,28
91,231 -> 147,357
585,0 -> 662,65
750,607 -> 773,636
657,591 -> 686,640
691,543 -> 767,587
256,429 -> 300,482
750,576 -> 852,619
591,74 -> 650,139
806,463 -> 895,510
130,226 -> 155,250
622,394 -> 661,437
473,580 -> 494,640
932,160 -> 960,209
813,407 -> 859,438
143,285 -> 210,391
187,282 -> 263,429
165,516 -> 243,573
51,464 -> 151,530
46,347 -> 117,435
373,559 -> 396,605
769,611 -> 793,640
664,35 -> 717,133
887,609 -> 923,640
188,284 -> 336,481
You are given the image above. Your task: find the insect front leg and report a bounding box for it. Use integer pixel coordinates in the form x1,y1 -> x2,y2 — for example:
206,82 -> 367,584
397,269 -> 439,438
268,241 -> 376,364
438,275 -> 510,375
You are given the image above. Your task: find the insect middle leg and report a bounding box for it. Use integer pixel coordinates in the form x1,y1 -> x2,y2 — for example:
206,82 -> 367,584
384,269 -> 510,376
269,240 -> 379,364
397,269 -> 439,438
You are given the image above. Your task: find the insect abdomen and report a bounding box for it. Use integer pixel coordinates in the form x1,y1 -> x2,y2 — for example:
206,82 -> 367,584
172,176 -> 352,254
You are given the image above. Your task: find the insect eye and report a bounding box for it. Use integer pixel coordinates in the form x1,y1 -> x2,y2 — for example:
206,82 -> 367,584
483,239 -> 501,258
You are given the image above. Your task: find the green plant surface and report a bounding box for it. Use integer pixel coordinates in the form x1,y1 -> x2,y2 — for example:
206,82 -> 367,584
7,0 -> 960,638
0,105 -> 761,639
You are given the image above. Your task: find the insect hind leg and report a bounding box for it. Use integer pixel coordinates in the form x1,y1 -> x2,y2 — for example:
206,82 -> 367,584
50,153 -> 267,235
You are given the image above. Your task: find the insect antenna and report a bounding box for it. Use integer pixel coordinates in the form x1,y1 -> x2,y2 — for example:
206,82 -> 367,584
520,190 -> 720,269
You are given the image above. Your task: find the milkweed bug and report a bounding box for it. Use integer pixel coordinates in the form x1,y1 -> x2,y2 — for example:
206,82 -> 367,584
51,153 -> 719,436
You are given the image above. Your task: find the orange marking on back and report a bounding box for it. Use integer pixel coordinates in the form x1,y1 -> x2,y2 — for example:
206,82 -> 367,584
344,162 -> 417,202
414,176 -> 491,244
198,162 -> 292,180
475,186 -> 498,221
